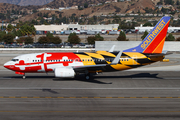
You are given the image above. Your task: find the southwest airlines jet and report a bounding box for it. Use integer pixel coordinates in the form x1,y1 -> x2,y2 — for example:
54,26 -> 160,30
4,16 -> 171,79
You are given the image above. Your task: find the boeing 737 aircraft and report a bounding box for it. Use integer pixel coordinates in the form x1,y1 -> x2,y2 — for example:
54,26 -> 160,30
4,16 -> 171,79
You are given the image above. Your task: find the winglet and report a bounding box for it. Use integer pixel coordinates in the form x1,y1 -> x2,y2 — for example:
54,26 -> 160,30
111,51 -> 122,65
109,45 -> 116,52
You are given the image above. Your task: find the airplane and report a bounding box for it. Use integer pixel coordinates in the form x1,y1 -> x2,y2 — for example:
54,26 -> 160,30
4,16 -> 171,80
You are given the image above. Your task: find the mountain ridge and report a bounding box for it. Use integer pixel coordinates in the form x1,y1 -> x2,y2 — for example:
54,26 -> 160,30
0,0 -> 53,6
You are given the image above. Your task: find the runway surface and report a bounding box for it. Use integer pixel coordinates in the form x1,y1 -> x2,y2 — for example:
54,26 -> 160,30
0,70 -> 180,120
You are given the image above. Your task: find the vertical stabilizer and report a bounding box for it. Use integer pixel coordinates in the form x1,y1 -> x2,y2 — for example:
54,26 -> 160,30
124,16 -> 171,53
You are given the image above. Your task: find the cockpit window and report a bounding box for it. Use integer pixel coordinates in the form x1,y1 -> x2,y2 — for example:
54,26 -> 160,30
11,59 -> 19,62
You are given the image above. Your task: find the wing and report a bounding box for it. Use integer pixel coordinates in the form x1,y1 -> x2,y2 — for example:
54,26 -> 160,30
73,51 -> 123,72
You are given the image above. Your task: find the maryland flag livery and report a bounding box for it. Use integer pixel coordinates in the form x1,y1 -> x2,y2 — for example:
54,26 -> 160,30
4,16 -> 171,79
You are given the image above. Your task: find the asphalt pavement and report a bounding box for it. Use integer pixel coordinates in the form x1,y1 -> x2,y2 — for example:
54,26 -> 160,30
0,70 -> 179,120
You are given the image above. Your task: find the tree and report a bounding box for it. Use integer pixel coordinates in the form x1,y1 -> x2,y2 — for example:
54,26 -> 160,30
68,35 -> 81,44
38,36 -> 50,44
166,33 -> 175,41
16,37 -> 24,44
87,34 -> 104,44
46,32 -> 53,37
87,36 -> 96,44
84,3 -> 88,8
6,24 -> 14,32
50,36 -> 62,44
24,37 -> 34,44
95,34 -> 104,41
177,0 -> 180,5
164,0 -> 174,5
143,22 -> 152,27
3,34 -> 14,44
117,31 -> 127,41
68,33 -> 81,44
18,24 -> 36,36
0,31 -> 6,42
141,31 -> 149,40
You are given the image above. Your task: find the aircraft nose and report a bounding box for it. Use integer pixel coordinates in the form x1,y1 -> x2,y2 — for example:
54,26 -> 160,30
4,61 -> 14,69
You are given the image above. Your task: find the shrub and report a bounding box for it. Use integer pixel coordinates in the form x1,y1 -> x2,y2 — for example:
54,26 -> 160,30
87,34 -> 104,44
95,34 -> 104,41
46,32 -> 53,37
87,36 -> 96,44
68,33 -> 81,44
49,36 -> 62,44
176,37 -> 180,41
117,31 -> 128,41
24,37 -> 34,44
68,35 -> 80,44
38,36 -> 50,44
3,34 -> 14,44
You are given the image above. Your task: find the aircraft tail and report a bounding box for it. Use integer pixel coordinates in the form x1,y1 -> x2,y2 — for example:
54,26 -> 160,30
124,16 -> 171,53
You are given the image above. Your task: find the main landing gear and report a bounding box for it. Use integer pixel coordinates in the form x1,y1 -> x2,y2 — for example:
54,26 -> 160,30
85,74 -> 90,80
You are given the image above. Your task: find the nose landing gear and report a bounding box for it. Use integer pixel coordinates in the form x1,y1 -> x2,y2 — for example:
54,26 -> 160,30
23,74 -> 26,79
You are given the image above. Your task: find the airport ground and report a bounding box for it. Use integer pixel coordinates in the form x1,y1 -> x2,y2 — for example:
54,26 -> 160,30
0,51 -> 180,120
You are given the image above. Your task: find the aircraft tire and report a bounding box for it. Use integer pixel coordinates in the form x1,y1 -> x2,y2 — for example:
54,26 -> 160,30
23,75 -> 26,79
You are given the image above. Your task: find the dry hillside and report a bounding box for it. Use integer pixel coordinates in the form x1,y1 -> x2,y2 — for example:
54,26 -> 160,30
44,0 -> 114,8
14,0 -> 156,22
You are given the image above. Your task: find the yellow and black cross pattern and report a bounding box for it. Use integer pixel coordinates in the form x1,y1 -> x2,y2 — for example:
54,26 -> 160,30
75,51 -> 164,72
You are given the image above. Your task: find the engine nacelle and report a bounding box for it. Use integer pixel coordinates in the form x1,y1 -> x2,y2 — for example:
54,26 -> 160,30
55,68 -> 75,78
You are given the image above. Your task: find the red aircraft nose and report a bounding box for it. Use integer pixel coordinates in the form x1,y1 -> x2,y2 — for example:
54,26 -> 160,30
4,62 -> 15,70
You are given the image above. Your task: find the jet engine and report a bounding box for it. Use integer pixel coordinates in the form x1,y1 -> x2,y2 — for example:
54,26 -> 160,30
54,67 -> 75,78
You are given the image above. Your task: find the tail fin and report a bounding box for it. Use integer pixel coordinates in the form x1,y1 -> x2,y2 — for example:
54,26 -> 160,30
124,16 -> 171,53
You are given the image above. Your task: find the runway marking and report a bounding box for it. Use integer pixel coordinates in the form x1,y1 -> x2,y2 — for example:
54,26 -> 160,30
0,111 -> 180,113
0,96 -> 180,99
0,88 -> 180,90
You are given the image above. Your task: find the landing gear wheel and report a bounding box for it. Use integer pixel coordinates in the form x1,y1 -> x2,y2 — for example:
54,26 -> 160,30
23,75 -> 26,79
85,75 -> 90,80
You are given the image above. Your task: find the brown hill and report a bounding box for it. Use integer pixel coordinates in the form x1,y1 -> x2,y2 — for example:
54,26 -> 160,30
14,0 -> 156,22
126,0 -> 155,13
44,0 -> 113,8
